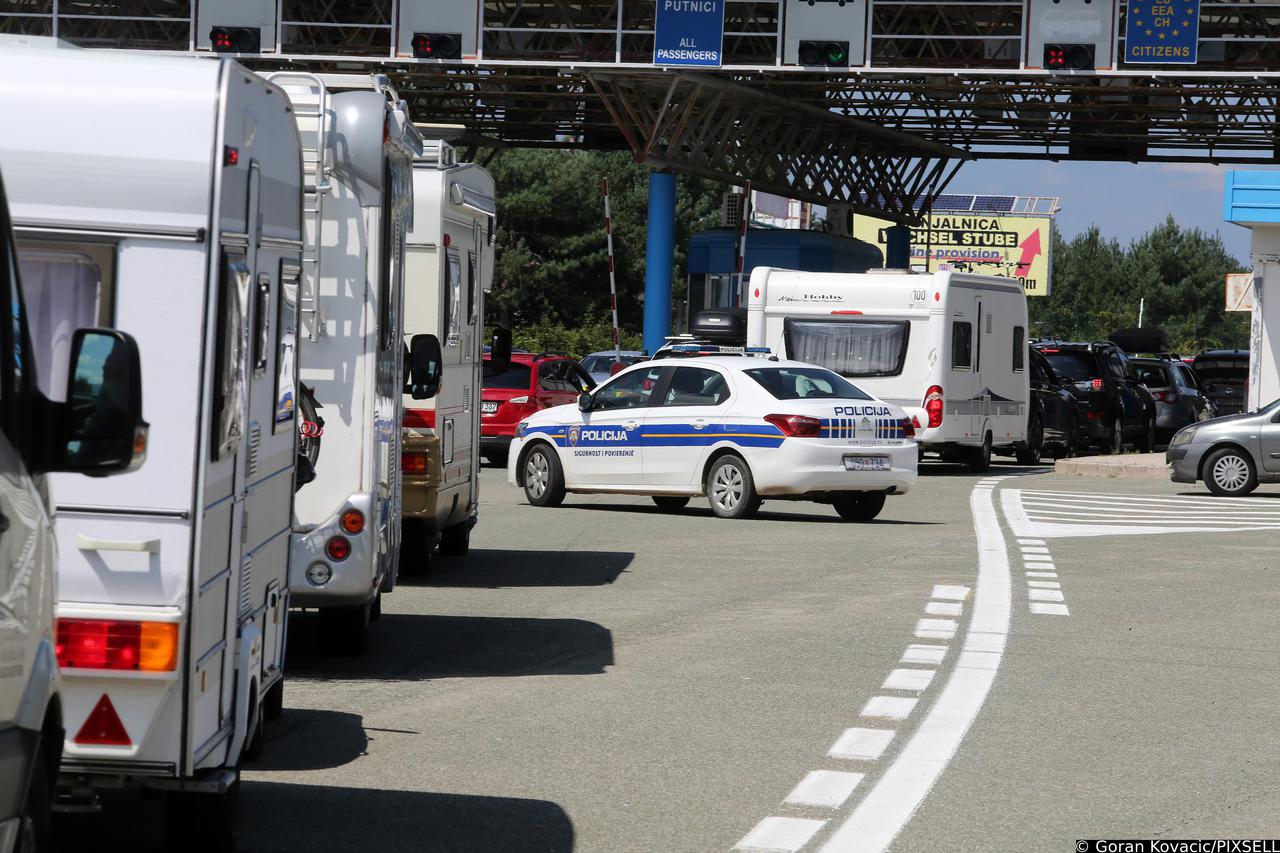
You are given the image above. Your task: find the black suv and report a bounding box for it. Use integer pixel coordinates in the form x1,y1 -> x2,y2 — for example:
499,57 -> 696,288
1032,341 -> 1156,453
1191,349 -> 1248,416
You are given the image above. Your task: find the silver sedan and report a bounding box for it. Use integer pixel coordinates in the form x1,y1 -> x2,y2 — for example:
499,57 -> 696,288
1166,399 -> 1280,495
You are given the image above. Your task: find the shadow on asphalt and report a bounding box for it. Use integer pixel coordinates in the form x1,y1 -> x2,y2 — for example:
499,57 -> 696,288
554,502 -> 941,524
239,782 -> 574,853
919,461 -> 1055,477
407,548 -> 633,588
251,708 -> 370,772
286,613 -> 615,680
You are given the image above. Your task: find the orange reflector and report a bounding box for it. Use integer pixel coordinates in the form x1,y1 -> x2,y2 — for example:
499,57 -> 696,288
74,693 -> 131,746
139,622 -> 179,671
341,508 -> 365,535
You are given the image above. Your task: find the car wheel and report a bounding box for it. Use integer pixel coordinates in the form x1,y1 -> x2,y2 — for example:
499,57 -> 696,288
522,444 -> 566,507
1016,415 -> 1043,465
1138,418 -> 1156,453
1203,447 -> 1258,496
652,496 -> 690,512
706,455 -> 761,519
967,433 -> 992,472
15,744 -> 52,853
832,492 -> 887,522
1108,418 -> 1124,455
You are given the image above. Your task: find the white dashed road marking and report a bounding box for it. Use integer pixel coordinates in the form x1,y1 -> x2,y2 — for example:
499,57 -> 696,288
860,696 -> 919,720
735,817 -> 827,853
785,771 -> 865,808
901,645 -> 948,665
828,728 -> 895,761
881,669 -> 936,692
914,618 -> 957,639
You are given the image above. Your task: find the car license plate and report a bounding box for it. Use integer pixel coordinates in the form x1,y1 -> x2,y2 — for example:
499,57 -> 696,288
844,455 -> 889,472
481,401 -> 498,414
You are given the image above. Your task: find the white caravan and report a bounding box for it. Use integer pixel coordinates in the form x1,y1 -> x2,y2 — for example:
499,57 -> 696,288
747,267 -> 1029,469
0,167 -> 146,853
269,73 -> 421,653
400,140 -> 496,567
1,44 -> 302,849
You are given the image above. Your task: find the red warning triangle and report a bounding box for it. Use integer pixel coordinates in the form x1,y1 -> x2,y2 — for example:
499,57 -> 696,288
74,693 -> 131,746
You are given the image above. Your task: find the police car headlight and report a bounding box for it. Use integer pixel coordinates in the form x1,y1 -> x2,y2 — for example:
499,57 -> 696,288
306,562 -> 332,586
516,421 -> 528,439
1169,427 -> 1196,446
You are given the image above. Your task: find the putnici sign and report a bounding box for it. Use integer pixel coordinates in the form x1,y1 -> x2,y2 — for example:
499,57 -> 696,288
853,213 -> 1055,297
654,0 -> 726,67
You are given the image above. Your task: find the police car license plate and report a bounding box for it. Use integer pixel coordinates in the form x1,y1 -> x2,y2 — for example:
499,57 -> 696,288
481,401 -> 498,414
844,455 -> 889,472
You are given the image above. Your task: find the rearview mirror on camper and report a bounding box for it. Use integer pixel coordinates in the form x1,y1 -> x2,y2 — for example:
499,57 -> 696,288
407,333 -> 443,400
490,327 -> 512,374
58,329 -> 147,476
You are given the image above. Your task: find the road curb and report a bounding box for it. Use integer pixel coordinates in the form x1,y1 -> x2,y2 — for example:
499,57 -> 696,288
1053,453 -> 1170,480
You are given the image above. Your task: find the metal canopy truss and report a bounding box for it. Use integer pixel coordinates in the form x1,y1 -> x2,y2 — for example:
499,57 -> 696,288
590,72 -> 970,223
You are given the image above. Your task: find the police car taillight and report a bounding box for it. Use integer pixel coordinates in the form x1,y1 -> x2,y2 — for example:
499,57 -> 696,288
764,414 -> 822,437
924,386 -> 944,428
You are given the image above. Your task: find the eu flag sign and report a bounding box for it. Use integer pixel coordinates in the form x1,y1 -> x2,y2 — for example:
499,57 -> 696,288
1124,0 -> 1201,64
654,0 -> 726,68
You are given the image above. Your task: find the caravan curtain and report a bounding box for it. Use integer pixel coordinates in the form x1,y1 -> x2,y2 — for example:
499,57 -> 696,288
784,319 -> 910,377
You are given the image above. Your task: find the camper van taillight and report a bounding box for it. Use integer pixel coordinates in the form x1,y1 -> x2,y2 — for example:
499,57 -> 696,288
764,414 -> 823,438
224,146 -> 239,167
326,537 -> 351,561
56,619 -> 179,672
341,509 -> 365,535
830,310 -> 863,315
924,386 -> 945,429
402,452 -> 428,475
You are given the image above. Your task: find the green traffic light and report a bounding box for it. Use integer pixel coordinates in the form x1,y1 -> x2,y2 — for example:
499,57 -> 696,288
825,42 -> 848,65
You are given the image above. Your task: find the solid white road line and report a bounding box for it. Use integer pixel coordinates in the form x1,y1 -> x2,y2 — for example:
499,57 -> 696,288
735,817 -> 827,852
819,478 -> 1011,853
861,696 -> 919,720
925,601 -> 963,616
1030,602 -> 1070,616
901,644 -> 948,665
882,668 -> 936,692
931,585 -> 971,601
785,771 -> 866,809
828,728 -> 895,761
1027,580 -> 1061,589
1028,588 -> 1065,602
914,618 -> 957,640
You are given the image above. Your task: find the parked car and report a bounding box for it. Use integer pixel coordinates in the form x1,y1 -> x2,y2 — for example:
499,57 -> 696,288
1033,340 -> 1156,453
1167,399 -> 1280,495
1130,356 -> 1216,444
481,353 -> 595,465
581,350 -> 645,383
1192,349 -> 1249,416
1012,348 -> 1080,463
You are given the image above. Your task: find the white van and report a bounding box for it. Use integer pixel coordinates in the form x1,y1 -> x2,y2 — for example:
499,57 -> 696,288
747,267 -> 1029,469
0,168 -> 146,853
400,141 -> 496,567
2,44 -> 302,850
270,73 -> 421,653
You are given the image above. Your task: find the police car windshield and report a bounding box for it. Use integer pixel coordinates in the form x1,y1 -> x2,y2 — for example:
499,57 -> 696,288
745,367 -> 872,401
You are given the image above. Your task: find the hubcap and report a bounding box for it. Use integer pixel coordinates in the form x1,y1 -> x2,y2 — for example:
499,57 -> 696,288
1213,455 -> 1249,491
525,453 -> 549,498
711,464 -> 744,511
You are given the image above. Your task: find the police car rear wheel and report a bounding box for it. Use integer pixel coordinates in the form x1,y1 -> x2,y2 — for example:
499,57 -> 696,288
832,492 -> 887,522
523,445 -> 566,507
652,496 -> 690,512
706,455 -> 760,519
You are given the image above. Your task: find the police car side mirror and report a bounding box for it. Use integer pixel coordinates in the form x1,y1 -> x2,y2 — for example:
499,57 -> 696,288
577,393 -> 593,412
408,333 -> 443,400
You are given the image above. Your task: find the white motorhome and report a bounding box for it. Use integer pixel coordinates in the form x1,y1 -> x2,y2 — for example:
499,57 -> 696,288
399,140 -> 496,567
269,73 -> 421,653
0,166 -> 147,853
1,44 -> 302,849
747,267 -> 1029,469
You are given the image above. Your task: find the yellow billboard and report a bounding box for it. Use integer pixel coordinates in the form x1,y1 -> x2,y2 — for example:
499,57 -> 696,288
853,213 -> 1054,297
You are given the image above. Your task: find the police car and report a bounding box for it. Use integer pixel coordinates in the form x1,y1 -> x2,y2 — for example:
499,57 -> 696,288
507,352 -> 918,520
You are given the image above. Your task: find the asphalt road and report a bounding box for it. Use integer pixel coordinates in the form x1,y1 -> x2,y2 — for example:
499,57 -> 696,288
61,462 -> 1280,852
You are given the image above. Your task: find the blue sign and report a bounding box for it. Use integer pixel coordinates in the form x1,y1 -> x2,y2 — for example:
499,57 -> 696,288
1124,0 -> 1200,64
654,0 -> 725,68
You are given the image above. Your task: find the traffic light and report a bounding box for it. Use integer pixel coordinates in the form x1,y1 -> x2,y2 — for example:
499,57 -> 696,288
209,26 -> 261,53
1043,43 -> 1095,70
798,40 -> 850,67
411,32 -> 462,60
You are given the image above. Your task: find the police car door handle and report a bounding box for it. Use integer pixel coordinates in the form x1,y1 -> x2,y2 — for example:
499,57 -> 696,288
691,419 -> 707,430
624,420 -> 639,430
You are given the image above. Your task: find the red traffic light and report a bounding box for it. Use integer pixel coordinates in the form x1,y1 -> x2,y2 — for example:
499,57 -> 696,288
209,26 -> 261,54
411,32 -> 462,60
1043,43 -> 1095,70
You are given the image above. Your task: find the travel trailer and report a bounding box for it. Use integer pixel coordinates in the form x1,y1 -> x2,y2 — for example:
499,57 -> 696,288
399,141 -> 495,567
1,44 -> 302,848
269,73 -> 421,653
746,267 -> 1029,469
0,166 -> 146,853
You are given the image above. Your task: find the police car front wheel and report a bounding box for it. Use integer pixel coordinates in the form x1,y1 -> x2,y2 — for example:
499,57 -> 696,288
523,444 -> 566,507
706,454 -> 761,520
832,492 -> 887,522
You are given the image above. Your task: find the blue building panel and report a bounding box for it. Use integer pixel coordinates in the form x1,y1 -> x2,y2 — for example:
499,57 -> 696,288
1224,171 -> 1280,226
686,228 -> 883,275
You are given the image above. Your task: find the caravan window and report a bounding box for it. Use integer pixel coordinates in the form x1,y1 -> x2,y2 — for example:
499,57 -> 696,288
445,249 -> 461,346
213,252 -> 250,461
1012,327 -> 1025,372
467,251 -> 478,326
951,321 -> 973,370
783,319 -> 910,378
274,261 -> 301,432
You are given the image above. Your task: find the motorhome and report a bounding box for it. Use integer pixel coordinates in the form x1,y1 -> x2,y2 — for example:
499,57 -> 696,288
0,166 -> 146,853
1,44 -> 302,849
269,73 -> 421,653
399,140 -> 496,567
746,267 -> 1029,469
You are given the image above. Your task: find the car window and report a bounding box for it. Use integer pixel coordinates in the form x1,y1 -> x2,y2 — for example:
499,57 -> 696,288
662,366 -> 730,407
1178,365 -> 1200,390
745,366 -> 872,401
951,321 -> 972,370
1030,355 -> 1049,386
1041,351 -> 1098,383
581,356 -> 607,373
1133,364 -> 1169,387
483,360 -> 533,390
572,365 -> 597,391
1012,327 -> 1025,372
593,365 -> 665,410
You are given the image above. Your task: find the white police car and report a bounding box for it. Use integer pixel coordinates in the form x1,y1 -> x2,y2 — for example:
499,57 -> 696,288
507,354 -> 918,520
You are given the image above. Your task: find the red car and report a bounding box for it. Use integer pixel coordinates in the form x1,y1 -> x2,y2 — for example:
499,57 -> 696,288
481,353 -> 595,464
